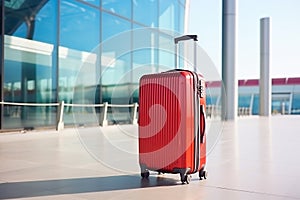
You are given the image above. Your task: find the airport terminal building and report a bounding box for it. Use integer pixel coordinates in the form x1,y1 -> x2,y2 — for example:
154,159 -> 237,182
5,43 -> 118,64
1,0 -> 188,129
0,0 -> 300,130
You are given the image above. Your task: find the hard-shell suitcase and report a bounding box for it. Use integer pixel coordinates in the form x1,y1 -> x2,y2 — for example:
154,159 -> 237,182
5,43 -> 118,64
138,35 -> 207,184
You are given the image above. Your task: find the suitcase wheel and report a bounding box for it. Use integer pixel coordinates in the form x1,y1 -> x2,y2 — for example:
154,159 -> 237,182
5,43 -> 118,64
199,170 -> 208,180
180,174 -> 191,184
141,171 -> 150,179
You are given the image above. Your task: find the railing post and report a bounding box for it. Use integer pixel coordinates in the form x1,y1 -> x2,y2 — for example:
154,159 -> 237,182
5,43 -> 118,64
100,102 -> 108,126
56,101 -> 64,131
131,103 -> 138,125
281,102 -> 285,115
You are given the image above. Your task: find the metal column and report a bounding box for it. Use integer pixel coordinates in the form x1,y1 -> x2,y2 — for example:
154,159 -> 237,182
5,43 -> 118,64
222,0 -> 238,120
259,17 -> 271,116
0,1 -> 4,129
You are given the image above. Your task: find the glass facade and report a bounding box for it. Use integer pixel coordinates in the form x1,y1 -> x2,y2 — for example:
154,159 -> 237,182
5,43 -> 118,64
1,0 -> 187,129
2,1 -> 299,130
207,79 -> 300,116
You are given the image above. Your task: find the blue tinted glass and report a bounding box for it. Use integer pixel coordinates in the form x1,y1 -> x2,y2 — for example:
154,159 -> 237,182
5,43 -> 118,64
158,32 -> 177,70
34,0 -> 58,44
238,95 -> 251,107
60,0 -> 100,51
101,13 -> 131,103
10,22 -> 27,38
159,0 -> 179,32
59,1 -> 100,125
206,96 -> 218,105
291,93 -> 300,114
102,13 -> 131,41
178,4 -> 185,33
3,40 -> 56,128
4,0 -> 58,128
180,0 -> 186,4
102,0 -> 131,19
132,29 -> 159,84
6,0 -> 57,44
81,0 -> 100,7
252,94 -> 259,115
133,0 -> 158,27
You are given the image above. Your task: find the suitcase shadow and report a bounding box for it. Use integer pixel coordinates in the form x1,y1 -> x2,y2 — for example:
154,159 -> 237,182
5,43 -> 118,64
0,174 -> 179,199
140,174 -> 180,187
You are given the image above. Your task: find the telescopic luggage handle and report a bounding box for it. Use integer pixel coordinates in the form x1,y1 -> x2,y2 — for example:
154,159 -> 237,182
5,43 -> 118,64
174,35 -> 198,44
174,35 -> 198,70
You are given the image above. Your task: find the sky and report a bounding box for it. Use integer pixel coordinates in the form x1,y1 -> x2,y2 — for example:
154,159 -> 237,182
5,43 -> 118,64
189,0 -> 300,79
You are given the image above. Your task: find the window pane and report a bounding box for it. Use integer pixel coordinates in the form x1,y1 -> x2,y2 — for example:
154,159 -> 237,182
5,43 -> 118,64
3,36 -> 56,128
178,4 -> 185,33
252,94 -> 259,115
133,0 -> 158,27
5,0 -> 57,43
3,0 -> 57,128
102,0 -> 131,19
159,0 -> 179,32
101,13 -> 131,104
102,13 -> 131,41
158,33 -> 175,70
59,1 -> 100,125
238,95 -> 252,107
292,93 -> 300,114
133,29 -> 159,82
81,0 -> 100,7
60,0 -> 100,51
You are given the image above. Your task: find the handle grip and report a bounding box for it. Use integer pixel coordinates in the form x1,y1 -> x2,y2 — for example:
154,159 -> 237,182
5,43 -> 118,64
174,35 -> 198,44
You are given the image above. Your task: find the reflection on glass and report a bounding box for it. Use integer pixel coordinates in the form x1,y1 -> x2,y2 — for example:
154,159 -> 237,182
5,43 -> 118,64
133,0 -> 158,27
59,0 -> 100,125
101,13 -> 131,104
158,33 -> 175,70
3,0 -> 57,128
5,0 -> 57,43
60,0 -> 100,51
102,0 -> 131,19
132,29 -> 159,83
159,0 -> 179,32
178,4 -> 185,33
3,36 -> 56,128
292,94 -> 300,114
81,0 -> 100,7
2,0 -> 188,129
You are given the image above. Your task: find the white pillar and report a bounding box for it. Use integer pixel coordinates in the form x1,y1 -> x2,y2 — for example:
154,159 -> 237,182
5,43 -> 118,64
221,0 -> 238,120
259,17 -> 271,116
56,101 -> 64,131
131,102 -> 138,125
100,102 -> 108,126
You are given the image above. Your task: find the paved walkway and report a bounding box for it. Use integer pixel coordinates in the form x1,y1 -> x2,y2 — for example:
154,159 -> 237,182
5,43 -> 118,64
0,116 -> 300,199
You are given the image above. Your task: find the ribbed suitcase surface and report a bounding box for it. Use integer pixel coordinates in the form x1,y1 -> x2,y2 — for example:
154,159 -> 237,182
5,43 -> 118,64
138,70 -> 207,183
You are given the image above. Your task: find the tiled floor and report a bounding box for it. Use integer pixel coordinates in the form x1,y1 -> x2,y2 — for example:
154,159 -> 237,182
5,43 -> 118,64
0,115 -> 300,200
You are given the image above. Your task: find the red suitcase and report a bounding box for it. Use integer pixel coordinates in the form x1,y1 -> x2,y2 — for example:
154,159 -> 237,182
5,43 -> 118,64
138,35 -> 207,184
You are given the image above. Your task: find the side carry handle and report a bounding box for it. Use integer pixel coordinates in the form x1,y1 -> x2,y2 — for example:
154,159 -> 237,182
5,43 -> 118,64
200,105 -> 206,144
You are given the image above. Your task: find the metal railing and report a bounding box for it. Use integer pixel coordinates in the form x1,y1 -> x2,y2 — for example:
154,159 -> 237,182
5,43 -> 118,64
0,101 -> 138,131
206,105 -> 221,118
206,105 -> 252,118
0,101 -> 253,131
237,107 -> 252,116
57,101 -> 139,130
